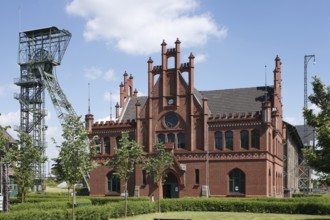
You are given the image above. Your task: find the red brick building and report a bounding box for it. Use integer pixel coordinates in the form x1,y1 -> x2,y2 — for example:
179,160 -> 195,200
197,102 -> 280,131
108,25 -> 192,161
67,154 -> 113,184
86,39 -> 286,198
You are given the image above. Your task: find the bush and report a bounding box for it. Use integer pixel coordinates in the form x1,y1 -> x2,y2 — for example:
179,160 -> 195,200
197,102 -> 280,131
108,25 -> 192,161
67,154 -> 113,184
0,209 -> 70,220
292,193 -> 322,198
90,196 -> 149,205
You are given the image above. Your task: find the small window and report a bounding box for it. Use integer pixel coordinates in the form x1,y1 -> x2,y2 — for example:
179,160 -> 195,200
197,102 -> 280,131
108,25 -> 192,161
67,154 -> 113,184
252,129 -> 260,149
225,131 -> 233,150
158,134 -> 165,144
168,133 -> 175,143
142,170 -> 147,185
177,133 -> 185,148
240,130 -> 249,150
116,136 -> 121,149
195,169 -> 200,185
215,131 -> 222,150
104,137 -> 110,154
107,172 -> 120,193
96,137 -> 102,154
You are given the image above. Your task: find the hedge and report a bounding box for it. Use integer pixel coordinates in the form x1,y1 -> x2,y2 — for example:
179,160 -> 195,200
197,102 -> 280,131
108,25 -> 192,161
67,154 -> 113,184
0,209 -> 70,220
90,196 -> 149,205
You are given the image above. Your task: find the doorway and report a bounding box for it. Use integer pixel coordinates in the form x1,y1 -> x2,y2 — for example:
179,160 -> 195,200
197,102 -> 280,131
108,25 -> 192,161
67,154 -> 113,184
163,172 -> 179,198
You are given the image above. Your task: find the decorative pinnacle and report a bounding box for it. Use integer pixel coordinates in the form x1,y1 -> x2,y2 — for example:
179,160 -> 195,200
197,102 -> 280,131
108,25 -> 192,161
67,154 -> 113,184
175,38 -> 181,44
148,57 -> 153,63
161,40 -> 167,46
189,52 -> 195,59
129,74 -> 134,79
124,71 -> 128,76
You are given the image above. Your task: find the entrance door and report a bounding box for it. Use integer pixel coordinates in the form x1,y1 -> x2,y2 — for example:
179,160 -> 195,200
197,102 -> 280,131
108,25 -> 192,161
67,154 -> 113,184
163,172 -> 179,198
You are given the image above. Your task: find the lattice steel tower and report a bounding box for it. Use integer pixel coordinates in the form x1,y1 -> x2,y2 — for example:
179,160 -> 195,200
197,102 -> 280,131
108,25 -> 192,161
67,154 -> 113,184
15,27 -> 74,191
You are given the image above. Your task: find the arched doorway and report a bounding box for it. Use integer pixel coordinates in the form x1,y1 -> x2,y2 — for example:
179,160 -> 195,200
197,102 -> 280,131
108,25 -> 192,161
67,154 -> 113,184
229,168 -> 245,194
163,172 -> 179,198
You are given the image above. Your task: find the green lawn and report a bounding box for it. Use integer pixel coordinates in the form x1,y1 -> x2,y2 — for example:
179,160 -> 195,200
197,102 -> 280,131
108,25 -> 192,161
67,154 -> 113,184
110,211 -> 330,220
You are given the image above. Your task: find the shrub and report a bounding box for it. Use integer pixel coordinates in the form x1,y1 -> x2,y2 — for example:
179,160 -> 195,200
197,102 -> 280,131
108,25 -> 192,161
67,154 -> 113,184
0,209 -> 69,220
90,196 -> 149,205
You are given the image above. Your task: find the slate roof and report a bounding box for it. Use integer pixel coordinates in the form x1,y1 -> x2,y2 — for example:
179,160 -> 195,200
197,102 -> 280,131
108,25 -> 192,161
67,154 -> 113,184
120,96 -> 148,122
120,86 -> 273,121
199,86 -> 273,114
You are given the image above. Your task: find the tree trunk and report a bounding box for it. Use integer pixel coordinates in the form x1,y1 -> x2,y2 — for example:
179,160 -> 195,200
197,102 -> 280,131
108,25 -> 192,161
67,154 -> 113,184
72,184 -> 75,220
124,181 -> 128,217
157,182 -> 161,213
2,164 -> 9,211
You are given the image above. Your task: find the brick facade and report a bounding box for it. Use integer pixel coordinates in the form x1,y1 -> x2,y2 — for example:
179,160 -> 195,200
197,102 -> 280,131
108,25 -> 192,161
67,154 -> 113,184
86,40 -> 287,198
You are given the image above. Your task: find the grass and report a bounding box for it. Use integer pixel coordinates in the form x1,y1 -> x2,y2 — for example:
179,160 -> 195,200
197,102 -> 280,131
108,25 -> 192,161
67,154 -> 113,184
110,211 -> 330,220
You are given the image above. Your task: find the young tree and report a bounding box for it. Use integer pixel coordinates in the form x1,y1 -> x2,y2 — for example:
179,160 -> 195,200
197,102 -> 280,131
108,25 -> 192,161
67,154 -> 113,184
107,132 -> 144,217
54,115 -> 97,220
303,76 -> 330,173
11,132 -> 46,203
0,120 -> 13,211
144,143 -> 174,212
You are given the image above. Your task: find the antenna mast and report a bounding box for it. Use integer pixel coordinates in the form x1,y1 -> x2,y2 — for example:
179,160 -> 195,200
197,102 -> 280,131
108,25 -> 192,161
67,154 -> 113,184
110,92 -> 113,120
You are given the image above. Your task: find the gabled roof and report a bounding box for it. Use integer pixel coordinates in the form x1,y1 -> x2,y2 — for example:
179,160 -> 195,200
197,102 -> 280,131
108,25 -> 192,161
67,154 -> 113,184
1,130 -> 16,144
120,86 -> 273,121
120,96 -> 148,122
295,125 -> 315,147
199,86 -> 273,114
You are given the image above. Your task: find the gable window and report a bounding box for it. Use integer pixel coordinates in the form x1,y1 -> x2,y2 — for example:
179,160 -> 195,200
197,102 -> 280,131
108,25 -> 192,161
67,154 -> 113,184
104,137 -> 110,154
240,130 -> 249,150
252,129 -> 260,149
225,131 -> 233,150
215,131 -> 222,150
229,168 -> 245,194
107,172 -> 120,193
158,134 -> 165,144
195,169 -> 200,185
177,133 -> 185,148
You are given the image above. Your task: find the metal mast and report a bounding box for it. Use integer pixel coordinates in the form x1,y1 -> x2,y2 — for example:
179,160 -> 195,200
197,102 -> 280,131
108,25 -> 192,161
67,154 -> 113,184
299,54 -> 315,192
15,27 -> 72,191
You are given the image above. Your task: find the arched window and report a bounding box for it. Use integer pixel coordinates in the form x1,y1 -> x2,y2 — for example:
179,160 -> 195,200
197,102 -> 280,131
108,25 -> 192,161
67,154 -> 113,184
229,168 -> 245,194
215,131 -> 222,150
225,131 -> 233,150
158,133 -> 165,144
252,129 -> 260,149
177,133 -> 185,149
116,136 -> 121,149
104,137 -> 110,154
107,172 -> 120,193
167,133 -> 175,143
240,130 -> 249,150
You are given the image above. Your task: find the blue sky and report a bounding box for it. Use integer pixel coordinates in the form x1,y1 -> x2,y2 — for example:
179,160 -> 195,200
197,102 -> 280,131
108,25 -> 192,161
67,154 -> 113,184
0,0 -> 330,161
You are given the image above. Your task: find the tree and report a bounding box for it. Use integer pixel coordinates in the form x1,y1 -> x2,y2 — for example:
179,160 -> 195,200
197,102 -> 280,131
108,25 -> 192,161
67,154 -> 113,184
54,115 -> 97,220
303,76 -> 330,173
107,132 -> 144,217
143,143 -> 174,212
11,132 -> 46,203
0,118 -> 12,211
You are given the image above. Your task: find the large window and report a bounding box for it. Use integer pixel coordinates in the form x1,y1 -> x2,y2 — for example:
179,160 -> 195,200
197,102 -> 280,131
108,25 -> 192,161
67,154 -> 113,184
107,172 -> 120,193
240,130 -> 249,150
104,137 -> 110,154
168,133 -> 175,143
177,133 -> 185,148
229,168 -> 245,194
215,131 -> 222,150
225,131 -> 233,150
252,129 -> 260,149
165,113 -> 179,128
158,134 -> 165,144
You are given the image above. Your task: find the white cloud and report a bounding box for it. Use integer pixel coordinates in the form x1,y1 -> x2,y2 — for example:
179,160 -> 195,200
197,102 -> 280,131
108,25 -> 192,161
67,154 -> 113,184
194,53 -> 207,63
66,0 -> 227,55
103,92 -> 120,104
284,116 -> 303,126
0,110 -> 20,128
0,84 -> 19,97
309,103 -> 321,115
103,69 -> 116,81
84,66 -> 102,80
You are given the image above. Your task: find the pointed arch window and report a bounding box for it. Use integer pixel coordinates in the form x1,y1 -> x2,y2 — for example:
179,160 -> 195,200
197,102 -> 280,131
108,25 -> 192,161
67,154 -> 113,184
225,131 -> 233,150
240,130 -> 249,150
168,133 -> 175,143
215,131 -> 222,150
252,129 -> 260,149
107,172 -> 120,193
229,168 -> 245,194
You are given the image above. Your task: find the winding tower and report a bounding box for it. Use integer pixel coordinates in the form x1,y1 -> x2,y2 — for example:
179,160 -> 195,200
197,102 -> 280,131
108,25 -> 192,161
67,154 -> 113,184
15,27 -> 73,190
